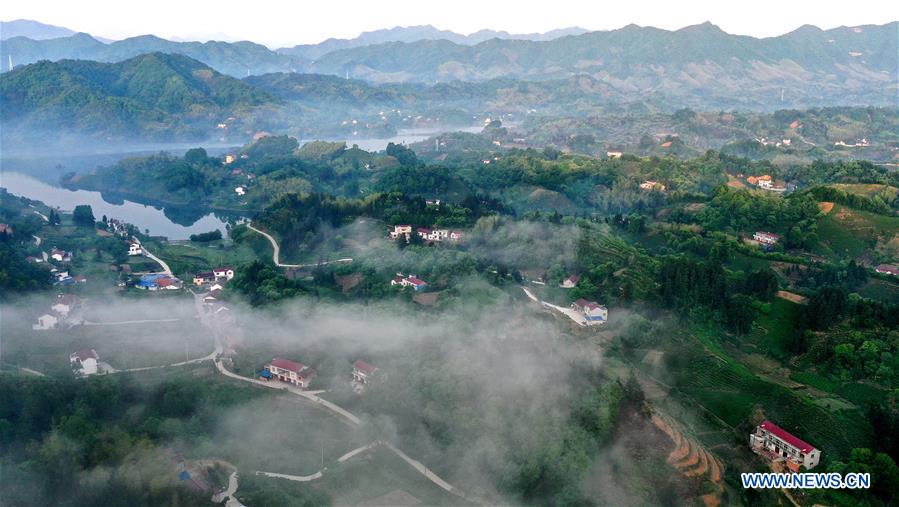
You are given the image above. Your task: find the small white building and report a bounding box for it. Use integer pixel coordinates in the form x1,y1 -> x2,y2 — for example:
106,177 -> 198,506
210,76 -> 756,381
70,349 -> 100,377
235,186 -> 246,196
352,360 -> 378,392
560,274 -> 580,289
606,151 -> 623,159
753,231 -> 781,246
450,230 -> 464,242
33,314 -> 59,330
750,420 -> 820,471
127,240 -> 142,256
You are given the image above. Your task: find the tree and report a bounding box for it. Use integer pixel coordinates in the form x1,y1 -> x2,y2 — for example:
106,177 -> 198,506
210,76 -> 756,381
72,205 -> 95,227
183,147 -> 208,165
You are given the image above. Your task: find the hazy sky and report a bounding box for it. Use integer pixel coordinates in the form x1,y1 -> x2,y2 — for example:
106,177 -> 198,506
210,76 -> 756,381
4,0 -> 897,48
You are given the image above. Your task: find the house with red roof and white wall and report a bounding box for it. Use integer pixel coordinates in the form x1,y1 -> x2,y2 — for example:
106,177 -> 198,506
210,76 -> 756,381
750,420 -> 820,470
70,349 -> 100,377
264,358 -> 317,388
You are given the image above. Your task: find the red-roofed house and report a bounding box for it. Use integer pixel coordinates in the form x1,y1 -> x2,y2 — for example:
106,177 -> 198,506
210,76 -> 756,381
70,349 -> 100,377
875,264 -> 899,277
265,358 -> 317,388
571,299 -> 608,324
750,420 -> 820,470
213,267 -> 234,280
390,225 -> 412,241
352,360 -> 378,390
560,274 -> 580,289
390,273 -> 428,291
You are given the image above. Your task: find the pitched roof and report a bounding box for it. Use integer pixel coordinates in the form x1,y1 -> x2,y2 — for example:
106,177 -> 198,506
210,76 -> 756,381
875,264 -> 899,275
573,298 -> 591,308
759,420 -> 816,453
566,274 -> 580,283
72,349 -> 98,361
407,277 -> 427,286
353,360 -> 377,375
213,266 -> 232,272
270,358 -> 306,374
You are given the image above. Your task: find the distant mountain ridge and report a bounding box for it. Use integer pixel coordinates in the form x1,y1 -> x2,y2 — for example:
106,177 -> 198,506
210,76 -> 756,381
277,24 -> 589,60
0,19 -> 76,40
1,21 -> 896,110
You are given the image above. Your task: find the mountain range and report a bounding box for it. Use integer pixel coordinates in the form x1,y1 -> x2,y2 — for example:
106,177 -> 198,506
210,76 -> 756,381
277,24 -> 589,60
2,21 -> 895,111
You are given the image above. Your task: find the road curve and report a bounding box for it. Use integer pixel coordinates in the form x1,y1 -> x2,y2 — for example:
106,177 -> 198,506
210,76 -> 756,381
140,243 -> 172,275
246,223 -> 352,269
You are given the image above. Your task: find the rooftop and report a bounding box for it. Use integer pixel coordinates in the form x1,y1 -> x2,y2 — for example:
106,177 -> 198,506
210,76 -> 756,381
759,420 -> 816,453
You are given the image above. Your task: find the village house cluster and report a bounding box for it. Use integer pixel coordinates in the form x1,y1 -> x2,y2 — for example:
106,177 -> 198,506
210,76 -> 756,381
389,224 -> 464,243
193,267 -> 235,286
749,420 -> 820,471
33,294 -> 83,330
257,357 -> 379,393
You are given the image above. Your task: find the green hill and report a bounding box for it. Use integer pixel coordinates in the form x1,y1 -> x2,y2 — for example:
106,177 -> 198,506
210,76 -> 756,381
0,52 -> 275,142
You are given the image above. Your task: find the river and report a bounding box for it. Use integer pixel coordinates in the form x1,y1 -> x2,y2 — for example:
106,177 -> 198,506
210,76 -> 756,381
0,127 -> 485,239
0,172 -> 234,240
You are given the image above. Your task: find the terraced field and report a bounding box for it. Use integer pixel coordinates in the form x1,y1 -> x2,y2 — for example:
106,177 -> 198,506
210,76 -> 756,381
652,411 -> 724,507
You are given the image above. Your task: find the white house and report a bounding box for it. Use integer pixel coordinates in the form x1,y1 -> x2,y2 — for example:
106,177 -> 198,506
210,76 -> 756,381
560,274 -> 580,289
51,249 -> 73,262
33,314 -> 59,330
749,420 -> 820,471
352,360 -> 378,392
235,186 -> 246,196
127,240 -> 142,256
639,180 -> 666,192
391,274 -> 428,291
753,231 -> 781,246
450,230 -> 464,242
51,294 -> 80,317
70,349 -> 100,377
571,299 -> 608,325
264,358 -> 317,388
212,267 -> 234,280
606,151 -> 623,159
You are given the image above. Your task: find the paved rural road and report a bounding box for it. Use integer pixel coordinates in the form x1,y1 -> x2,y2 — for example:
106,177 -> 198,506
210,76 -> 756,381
140,242 -> 172,275
246,223 -> 352,269
82,318 -> 182,326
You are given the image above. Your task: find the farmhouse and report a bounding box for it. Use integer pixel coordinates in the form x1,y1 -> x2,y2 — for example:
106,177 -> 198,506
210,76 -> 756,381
51,249 -> 73,263
193,272 -> 216,285
264,358 -> 317,388
560,274 -> 580,289
33,314 -> 59,330
753,231 -> 781,246
639,180 -> 666,192
126,240 -> 142,256
749,420 -> 820,471
389,225 -> 412,241
212,267 -> 234,280
390,274 -> 428,291
352,360 -> 378,390
875,264 -> 899,277
450,230 -> 464,242
51,294 -> 81,316
70,349 -> 100,377
137,274 -> 182,291
606,151 -> 623,159
571,298 -> 608,324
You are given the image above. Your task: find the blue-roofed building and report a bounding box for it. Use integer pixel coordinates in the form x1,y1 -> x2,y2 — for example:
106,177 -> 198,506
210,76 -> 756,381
258,370 -> 272,380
